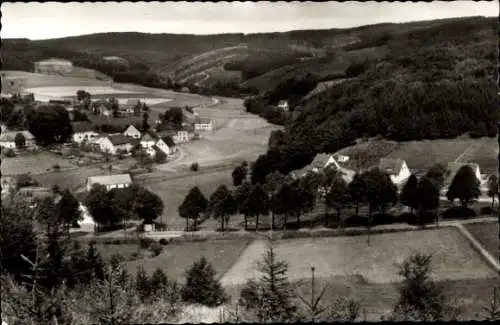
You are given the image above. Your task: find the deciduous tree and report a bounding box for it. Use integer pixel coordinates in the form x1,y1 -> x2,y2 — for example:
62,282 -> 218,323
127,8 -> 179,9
401,174 -> 419,214
487,175 -> 499,209
208,185 -> 236,231
178,186 -> 208,231
325,176 -> 352,228
446,165 -> 481,208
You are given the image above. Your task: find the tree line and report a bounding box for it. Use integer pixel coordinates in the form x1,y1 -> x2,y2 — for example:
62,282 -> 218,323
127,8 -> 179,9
178,161 -> 498,233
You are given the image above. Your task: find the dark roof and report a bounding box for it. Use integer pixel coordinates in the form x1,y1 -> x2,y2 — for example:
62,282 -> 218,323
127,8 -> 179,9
107,134 -> 134,146
161,136 -> 175,147
72,121 -> 94,133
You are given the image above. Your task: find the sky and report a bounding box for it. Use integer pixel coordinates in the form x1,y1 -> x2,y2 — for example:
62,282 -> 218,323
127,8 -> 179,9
2,1 -> 498,40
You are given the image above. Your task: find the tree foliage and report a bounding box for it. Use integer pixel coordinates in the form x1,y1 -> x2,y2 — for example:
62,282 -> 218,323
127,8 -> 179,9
208,185 -> 236,231
180,257 -> 228,307
446,165 -> 481,208
178,186 -> 208,231
29,105 -> 73,145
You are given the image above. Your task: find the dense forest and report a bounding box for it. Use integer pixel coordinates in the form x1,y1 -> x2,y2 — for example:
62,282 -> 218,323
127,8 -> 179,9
249,17 -> 497,184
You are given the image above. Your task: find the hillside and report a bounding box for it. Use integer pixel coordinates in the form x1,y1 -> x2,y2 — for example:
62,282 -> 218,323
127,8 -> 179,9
3,16 -> 491,96
248,16 -> 497,184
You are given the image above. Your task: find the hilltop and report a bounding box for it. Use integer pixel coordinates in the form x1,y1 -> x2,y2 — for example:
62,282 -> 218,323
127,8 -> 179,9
2,16 -> 494,95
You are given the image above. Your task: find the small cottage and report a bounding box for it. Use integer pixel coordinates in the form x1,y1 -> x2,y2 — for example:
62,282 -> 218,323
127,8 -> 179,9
123,125 -> 142,139
86,174 -> 133,192
72,121 -> 99,144
377,158 -> 411,186
0,130 -> 36,149
194,118 -> 214,132
99,134 -> 137,155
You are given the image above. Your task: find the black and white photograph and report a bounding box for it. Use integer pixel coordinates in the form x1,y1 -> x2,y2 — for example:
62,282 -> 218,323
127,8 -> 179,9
0,1 -> 499,323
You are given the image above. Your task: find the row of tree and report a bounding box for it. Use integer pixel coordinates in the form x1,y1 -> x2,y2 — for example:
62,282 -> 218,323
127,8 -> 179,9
180,159 -> 498,233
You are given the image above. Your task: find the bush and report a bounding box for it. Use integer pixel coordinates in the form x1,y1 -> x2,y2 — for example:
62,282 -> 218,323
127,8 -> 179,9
3,148 -> 16,157
371,213 -> 396,226
139,237 -> 155,249
190,162 -> 199,172
154,150 -> 167,164
398,212 -> 417,224
441,207 -> 476,220
148,242 -> 163,257
479,206 -> 495,215
52,163 -> 61,171
343,215 -> 367,227
159,238 -> 170,246
180,257 -> 229,307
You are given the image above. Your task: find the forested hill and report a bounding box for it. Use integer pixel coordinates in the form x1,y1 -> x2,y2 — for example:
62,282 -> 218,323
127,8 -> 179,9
249,16 -> 497,184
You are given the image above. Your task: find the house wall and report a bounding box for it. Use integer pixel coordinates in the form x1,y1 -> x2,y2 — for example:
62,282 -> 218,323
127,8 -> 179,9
0,141 -> 16,149
72,131 -> 99,144
124,128 -> 141,139
86,182 -> 131,192
156,140 -> 172,155
141,140 -> 156,149
194,123 -> 213,131
34,61 -> 73,74
391,162 -> 411,185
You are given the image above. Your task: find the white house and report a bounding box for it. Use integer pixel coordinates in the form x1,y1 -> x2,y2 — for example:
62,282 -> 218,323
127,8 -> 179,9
72,121 -> 99,144
86,174 -> 133,192
0,130 -> 36,149
140,131 -> 158,150
99,134 -> 137,155
291,153 -> 356,184
194,118 -> 214,132
277,100 -> 289,112
156,136 -> 176,156
377,158 -> 411,186
34,58 -> 73,74
123,125 -> 142,139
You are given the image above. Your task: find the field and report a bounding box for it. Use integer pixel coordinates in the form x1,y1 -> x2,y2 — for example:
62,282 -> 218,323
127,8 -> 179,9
32,166 -> 108,192
220,228 -> 497,287
124,239 -> 253,281
87,114 -> 143,128
1,151 -> 76,176
2,71 -> 111,88
337,137 -> 498,174
465,221 -> 499,258
139,169 -> 234,230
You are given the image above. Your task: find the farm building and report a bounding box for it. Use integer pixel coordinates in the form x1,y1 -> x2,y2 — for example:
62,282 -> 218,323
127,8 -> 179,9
194,118 -> 214,132
157,129 -> 190,144
102,56 -> 129,66
140,131 -> 176,157
377,158 -> 411,186
34,58 -> 74,74
277,100 -> 289,112
123,125 -> 142,139
0,130 -> 36,149
291,153 -> 356,184
156,136 -> 176,156
72,121 -> 99,144
86,174 -> 133,192
99,134 -> 138,155
445,162 -> 482,185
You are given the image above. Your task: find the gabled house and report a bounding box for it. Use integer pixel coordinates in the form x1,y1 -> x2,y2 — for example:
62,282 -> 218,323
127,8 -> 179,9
140,131 -> 159,149
123,125 -> 141,139
86,174 -> 132,192
0,130 -> 36,149
291,153 -> 356,184
156,136 -> 176,156
194,118 -> 214,132
72,121 -> 99,144
277,100 -> 289,112
377,158 -> 411,186
99,134 -> 137,155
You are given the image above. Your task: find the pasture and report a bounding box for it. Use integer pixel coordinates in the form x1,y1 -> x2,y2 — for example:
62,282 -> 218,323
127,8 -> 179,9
1,151 -> 76,176
220,228 -> 497,287
124,239 -> 252,281
465,221 -> 499,258
2,71 -> 110,88
32,166 -> 108,192
139,169 -> 234,230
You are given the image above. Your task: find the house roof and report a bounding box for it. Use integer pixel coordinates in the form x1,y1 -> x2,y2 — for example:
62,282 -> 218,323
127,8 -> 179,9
35,58 -> 72,64
161,136 -> 175,147
124,125 -> 141,134
445,162 -> 481,184
107,134 -> 135,146
126,99 -> 140,106
0,130 -> 35,142
195,118 -> 213,125
72,121 -> 95,133
87,174 -> 132,187
378,158 -> 405,176
310,153 -> 333,169
141,130 -> 160,142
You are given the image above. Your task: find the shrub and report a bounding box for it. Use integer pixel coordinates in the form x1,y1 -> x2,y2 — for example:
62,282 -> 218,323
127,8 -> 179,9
139,237 -> 155,249
149,242 -> 163,257
52,163 -> 61,171
479,206 -> 495,215
3,148 -> 16,157
154,150 -> 167,164
159,238 -> 169,246
441,207 -> 476,220
371,213 -> 396,226
398,212 -> 417,224
180,257 -> 229,307
343,215 -> 367,227
190,162 -> 199,172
